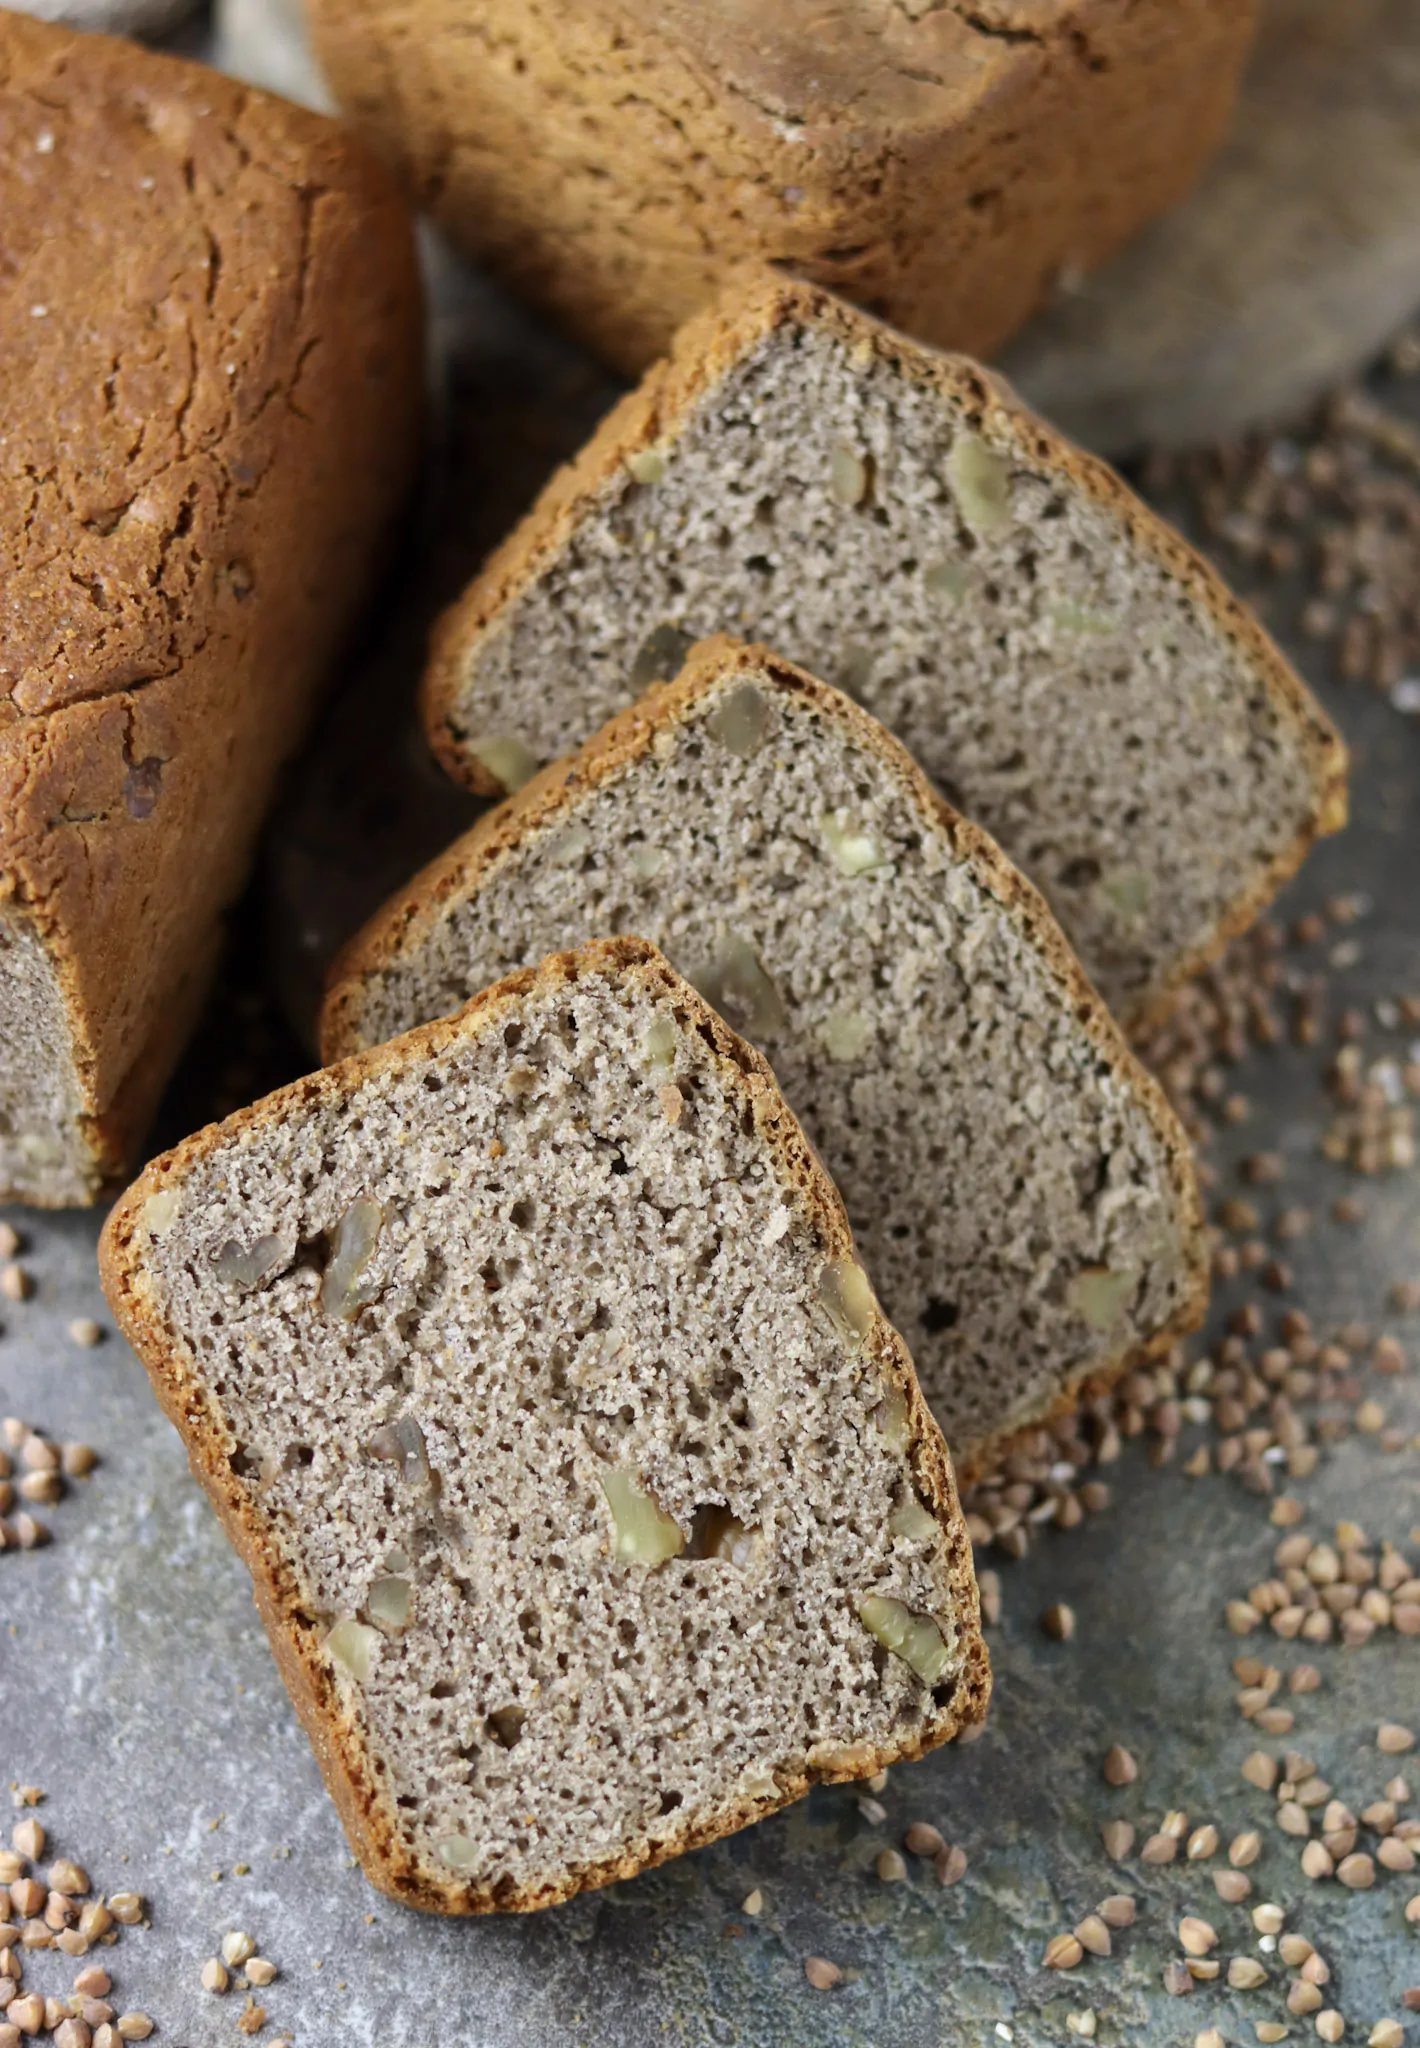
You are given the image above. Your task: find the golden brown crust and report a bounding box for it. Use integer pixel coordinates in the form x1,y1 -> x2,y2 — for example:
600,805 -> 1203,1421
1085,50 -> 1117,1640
420,272 -> 1346,1031
101,935 -> 989,1915
0,14 -> 423,1203
309,0 -> 1257,376
329,636 -> 1211,1473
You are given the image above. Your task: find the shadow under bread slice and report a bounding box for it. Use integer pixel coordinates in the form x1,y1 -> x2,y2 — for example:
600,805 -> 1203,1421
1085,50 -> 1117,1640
326,639 -> 1209,1471
421,270 -> 1346,1029
101,937 -> 987,1915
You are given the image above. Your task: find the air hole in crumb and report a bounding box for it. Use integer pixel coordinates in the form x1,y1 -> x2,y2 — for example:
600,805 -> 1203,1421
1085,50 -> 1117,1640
658,1790 -> 683,1815
487,1705 -> 526,1749
931,1683 -> 955,1709
228,1447 -> 256,1478
922,1297 -> 959,1334
430,1680 -> 457,1700
1059,855 -> 1103,889
503,1022 -> 523,1049
480,1260 -> 501,1293
618,1619 -> 638,1648
509,1198 -> 534,1229
422,1071 -> 444,1092
518,1609 -> 543,1648
282,1442 -> 315,1470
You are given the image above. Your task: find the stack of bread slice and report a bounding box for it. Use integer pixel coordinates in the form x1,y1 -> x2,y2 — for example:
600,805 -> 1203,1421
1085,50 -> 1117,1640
424,273 -> 1345,1028
101,271 -> 1345,1912
327,637 -> 1209,1471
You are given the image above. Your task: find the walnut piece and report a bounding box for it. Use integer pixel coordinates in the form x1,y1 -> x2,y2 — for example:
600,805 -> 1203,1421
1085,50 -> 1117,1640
818,1258 -> 876,1347
601,1468 -> 684,1564
321,1198 -> 387,1320
325,1617 -> 379,1683
947,430 -> 1011,536
858,1594 -> 951,1685
469,735 -> 539,791
706,682 -> 771,760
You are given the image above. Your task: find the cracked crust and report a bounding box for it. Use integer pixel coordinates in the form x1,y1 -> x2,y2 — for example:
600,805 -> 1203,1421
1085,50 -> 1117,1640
0,15 -> 423,1203
422,270 -> 1347,1033
101,935 -> 991,1913
307,0 -> 1259,374
328,636 -> 1210,1473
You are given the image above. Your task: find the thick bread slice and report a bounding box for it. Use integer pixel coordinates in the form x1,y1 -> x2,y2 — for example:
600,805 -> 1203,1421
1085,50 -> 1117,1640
101,937 -> 988,1915
0,14 -> 423,1204
423,271 -> 1346,1028
328,640 -> 1208,1471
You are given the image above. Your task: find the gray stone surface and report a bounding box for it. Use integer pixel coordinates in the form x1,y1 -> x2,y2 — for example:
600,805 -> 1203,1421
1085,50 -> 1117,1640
4,456 -> 1420,2042
1000,0 -> 1420,455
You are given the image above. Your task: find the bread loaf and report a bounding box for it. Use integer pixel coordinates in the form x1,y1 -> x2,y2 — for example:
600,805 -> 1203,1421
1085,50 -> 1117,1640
307,0 -> 1261,376
0,15 -> 423,1203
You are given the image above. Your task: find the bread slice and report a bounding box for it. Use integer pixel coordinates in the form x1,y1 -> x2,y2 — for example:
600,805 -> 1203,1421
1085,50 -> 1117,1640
0,14 -> 422,1204
101,937 -> 988,1915
423,272 -> 1346,1028
328,640 -> 1208,1470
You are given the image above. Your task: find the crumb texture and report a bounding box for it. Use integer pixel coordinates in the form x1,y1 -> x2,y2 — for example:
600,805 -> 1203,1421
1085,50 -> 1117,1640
128,958 -> 977,1905
0,13 -> 421,1202
0,913 -> 88,1202
446,319 -> 1323,1017
339,669 -> 1199,1452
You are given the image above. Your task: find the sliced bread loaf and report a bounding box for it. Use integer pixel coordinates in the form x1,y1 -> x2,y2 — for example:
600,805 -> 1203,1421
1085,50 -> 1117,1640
328,641 -> 1207,1469
101,937 -> 987,1914
423,272 -> 1346,1027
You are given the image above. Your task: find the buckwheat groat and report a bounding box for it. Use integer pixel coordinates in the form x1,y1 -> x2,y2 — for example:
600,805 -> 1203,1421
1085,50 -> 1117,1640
307,0 -> 1259,376
101,938 -> 988,1914
423,275 -> 1346,1027
328,641 -> 1208,1466
0,14 -> 422,1204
